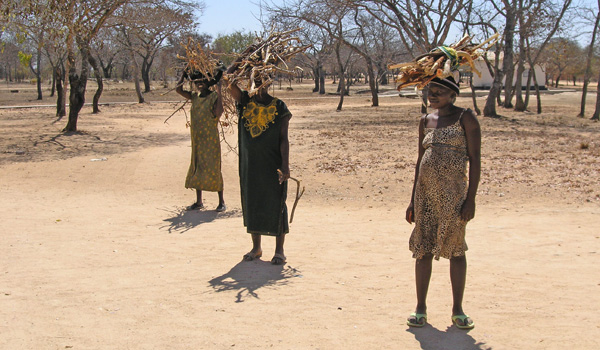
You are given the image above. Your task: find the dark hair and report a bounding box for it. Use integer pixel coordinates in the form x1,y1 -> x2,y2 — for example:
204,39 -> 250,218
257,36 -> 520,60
430,76 -> 460,95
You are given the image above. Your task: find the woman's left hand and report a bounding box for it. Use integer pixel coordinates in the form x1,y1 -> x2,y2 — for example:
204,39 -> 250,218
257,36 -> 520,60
461,199 -> 476,222
277,168 -> 290,184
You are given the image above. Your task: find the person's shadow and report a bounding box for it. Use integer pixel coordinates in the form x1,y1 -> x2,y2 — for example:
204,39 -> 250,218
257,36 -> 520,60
160,207 -> 242,234
208,260 -> 302,303
407,324 -> 491,350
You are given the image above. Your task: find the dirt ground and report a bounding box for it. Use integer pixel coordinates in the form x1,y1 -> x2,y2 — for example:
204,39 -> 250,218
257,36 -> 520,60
1,81 -> 599,349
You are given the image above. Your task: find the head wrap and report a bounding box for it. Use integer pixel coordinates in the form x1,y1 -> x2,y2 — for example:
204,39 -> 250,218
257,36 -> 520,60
429,76 -> 460,95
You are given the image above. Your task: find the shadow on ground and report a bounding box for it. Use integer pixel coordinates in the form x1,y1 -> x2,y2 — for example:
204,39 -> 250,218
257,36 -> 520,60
160,207 -> 242,234
407,324 -> 491,350
208,260 -> 302,303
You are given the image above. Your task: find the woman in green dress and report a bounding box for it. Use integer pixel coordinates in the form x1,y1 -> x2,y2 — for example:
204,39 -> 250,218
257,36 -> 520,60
176,69 -> 226,212
226,66 -> 292,265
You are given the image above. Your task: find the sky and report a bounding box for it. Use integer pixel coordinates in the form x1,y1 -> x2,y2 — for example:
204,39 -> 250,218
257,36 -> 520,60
197,0 -> 283,38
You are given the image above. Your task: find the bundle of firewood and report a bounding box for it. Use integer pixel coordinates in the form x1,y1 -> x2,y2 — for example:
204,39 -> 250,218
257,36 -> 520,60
388,33 -> 499,91
226,28 -> 310,96
177,37 -> 223,83
174,38 -> 238,137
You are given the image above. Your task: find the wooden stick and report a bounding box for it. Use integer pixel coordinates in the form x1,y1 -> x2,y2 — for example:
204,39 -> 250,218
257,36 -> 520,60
277,169 -> 305,223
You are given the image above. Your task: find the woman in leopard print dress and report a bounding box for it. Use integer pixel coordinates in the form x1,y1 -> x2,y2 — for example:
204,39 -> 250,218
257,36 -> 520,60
405,76 -> 481,330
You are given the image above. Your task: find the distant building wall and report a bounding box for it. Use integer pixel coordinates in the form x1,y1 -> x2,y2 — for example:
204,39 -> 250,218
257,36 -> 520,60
471,59 -> 546,89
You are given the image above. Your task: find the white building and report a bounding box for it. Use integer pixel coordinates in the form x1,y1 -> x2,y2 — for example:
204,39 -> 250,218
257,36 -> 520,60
470,52 -> 546,89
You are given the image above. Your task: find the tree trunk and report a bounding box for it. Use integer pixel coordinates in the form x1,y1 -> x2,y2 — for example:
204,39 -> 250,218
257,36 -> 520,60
100,58 -> 113,79
130,50 -> 144,103
514,34 -> 527,111
36,47 -> 42,100
312,66 -> 320,92
29,45 -> 43,100
50,68 -> 56,97
142,58 -> 151,93
592,72 -> 600,120
484,80 -> 503,118
88,55 -> 103,114
527,64 -> 543,114
503,4 -> 517,109
484,45 -> 504,118
55,66 -> 66,118
365,58 -> 379,107
335,43 -> 345,111
523,69 -> 532,110
319,66 -> 325,95
64,65 -> 88,132
578,8 -> 600,118
63,29 -> 90,132
336,79 -> 345,111
380,69 -> 388,85
469,77 -> 481,115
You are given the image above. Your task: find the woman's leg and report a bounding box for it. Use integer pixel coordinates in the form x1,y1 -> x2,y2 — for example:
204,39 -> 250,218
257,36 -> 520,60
196,190 -> 203,206
407,253 -> 433,326
450,255 -> 467,315
450,254 -> 473,328
186,190 -> 204,210
415,253 -> 434,314
216,191 -> 226,211
243,234 -> 262,261
275,234 -> 285,255
271,234 -> 286,265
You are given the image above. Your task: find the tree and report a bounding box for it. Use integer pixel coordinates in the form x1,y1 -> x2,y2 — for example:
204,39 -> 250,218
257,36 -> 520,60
577,0 -> 600,118
265,0 -> 387,108
8,3 -> 52,100
513,0 -> 573,112
354,0 -> 467,56
296,26 -> 332,95
22,32 -> 44,100
542,38 -> 581,87
499,0 -> 518,109
263,16 -> 332,95
91,26 -> 122,79
462,0 -> 505,117
58,0 -> 129,132
116,1 -> 199,93
592,67 -> 600,120
212,30 -> 256,65
354,0 -> 467,111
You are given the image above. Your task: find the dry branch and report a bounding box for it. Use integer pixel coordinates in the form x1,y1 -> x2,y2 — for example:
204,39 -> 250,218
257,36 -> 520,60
226,28 -> 311,97
167,37 -> 239,153
388,33 -> 500,91
278,169 -> 305,224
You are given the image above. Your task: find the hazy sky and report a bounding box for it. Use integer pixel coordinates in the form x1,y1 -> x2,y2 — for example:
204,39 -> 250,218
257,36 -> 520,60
197,0 -> 283,38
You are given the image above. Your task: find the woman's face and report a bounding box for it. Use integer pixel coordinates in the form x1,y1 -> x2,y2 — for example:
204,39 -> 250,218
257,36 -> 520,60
194,81 -> 208,91
428,84 -> 455,109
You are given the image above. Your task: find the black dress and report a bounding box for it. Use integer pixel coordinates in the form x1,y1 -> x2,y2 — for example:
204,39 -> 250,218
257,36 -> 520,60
237,91 -> 292,236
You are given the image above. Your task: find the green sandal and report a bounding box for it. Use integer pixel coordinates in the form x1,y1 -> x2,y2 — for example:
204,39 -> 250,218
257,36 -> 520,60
452,314 -> 474,329
407,313 -> 427,327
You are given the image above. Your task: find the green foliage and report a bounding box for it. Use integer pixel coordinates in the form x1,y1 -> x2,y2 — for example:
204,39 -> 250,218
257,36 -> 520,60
18,50 -> 32,67
211,30 -> 256,64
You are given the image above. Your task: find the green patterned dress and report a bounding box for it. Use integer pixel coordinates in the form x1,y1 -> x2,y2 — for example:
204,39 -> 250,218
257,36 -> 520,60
185,91 -> 223,192
237,91 -> 292,236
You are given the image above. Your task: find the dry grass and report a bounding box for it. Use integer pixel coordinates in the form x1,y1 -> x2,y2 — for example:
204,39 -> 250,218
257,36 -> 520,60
1,82 -> 599,207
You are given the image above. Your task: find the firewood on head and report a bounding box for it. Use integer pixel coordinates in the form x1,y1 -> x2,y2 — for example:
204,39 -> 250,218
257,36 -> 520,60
225,27 -> 311,97
388,34 -> 499,92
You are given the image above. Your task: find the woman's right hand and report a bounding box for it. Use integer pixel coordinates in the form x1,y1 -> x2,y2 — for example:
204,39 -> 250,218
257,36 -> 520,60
406,203 -> 414,224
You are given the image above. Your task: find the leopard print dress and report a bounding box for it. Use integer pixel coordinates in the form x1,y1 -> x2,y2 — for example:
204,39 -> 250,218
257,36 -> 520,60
409,110 -> 469,260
